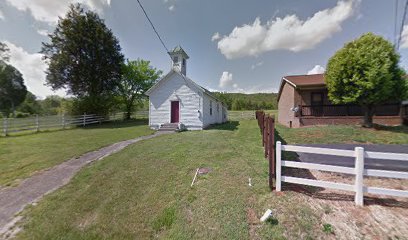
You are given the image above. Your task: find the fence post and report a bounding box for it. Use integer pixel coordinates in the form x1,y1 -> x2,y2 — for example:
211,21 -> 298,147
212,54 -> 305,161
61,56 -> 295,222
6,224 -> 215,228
264,115 -> 269,158
276,141 -> 282,191
35,114 -> 39,132
268,117 -> 275,190
3,118 -> 8,136
263,114 -> 267,147
83,113 -> 86,127
62,113 -> 66,129
354,147 -> 364,206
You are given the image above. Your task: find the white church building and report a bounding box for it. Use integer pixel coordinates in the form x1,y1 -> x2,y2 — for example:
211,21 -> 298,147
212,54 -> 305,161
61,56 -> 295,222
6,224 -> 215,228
146,46 -> 228,131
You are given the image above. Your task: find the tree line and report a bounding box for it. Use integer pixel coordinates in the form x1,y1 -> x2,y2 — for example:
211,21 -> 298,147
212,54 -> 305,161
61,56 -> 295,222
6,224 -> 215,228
0,4 -> 161,119
212,92 -> 277,110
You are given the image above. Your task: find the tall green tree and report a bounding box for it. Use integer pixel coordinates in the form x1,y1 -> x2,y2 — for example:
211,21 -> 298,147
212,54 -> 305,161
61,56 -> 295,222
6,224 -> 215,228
326,33 -> 407,128
0,61 -> 27,117
41,4 -> 124,115
119,59 -> 162,120
17,92 -> 43,115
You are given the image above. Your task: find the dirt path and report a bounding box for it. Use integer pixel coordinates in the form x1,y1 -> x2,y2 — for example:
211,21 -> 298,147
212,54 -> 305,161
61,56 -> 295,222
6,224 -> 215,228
0,131 -> 172,237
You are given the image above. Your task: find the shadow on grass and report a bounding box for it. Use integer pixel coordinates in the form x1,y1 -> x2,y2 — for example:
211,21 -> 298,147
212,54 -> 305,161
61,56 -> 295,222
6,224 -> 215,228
283,183 -> 408,208
373,124 -> 408,134
207,121 -> 240,131
84,119 -> 148,129
274,128 -> 325,193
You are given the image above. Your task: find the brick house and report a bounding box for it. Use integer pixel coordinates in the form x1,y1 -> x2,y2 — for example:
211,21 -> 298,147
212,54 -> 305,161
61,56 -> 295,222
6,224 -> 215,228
277,74 -> 405,128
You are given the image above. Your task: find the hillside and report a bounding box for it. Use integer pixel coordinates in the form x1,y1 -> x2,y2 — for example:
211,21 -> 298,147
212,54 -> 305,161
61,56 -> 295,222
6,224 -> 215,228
212,92 -> 278,110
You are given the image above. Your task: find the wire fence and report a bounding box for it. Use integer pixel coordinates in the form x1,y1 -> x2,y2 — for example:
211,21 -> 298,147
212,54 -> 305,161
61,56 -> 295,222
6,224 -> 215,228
1,111 -> 148,137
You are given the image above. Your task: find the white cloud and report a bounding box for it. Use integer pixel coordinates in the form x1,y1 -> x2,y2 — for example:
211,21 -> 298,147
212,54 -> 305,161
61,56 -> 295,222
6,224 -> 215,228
168,5 -> 175,11
211,32 -> 221,42
219,71 -> 233,88
5,41 -> 66,98
5,0 -> 111,24
400,25 -> 408,49
216,0 -> 358,59
206,83 -> 278,94
0,9 -> 4,20
36,29 -> 49,36
307,65 -> 325,75
251,61 -> 264,70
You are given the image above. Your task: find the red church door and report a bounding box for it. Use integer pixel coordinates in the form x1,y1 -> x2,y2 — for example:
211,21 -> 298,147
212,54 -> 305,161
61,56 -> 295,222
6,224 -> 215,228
171,101 -> 180,123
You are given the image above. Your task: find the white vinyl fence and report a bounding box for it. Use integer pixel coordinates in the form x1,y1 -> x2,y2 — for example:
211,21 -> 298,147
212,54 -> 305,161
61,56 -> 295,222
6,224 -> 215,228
275,141 -> 408,206
1,111 -> 148,136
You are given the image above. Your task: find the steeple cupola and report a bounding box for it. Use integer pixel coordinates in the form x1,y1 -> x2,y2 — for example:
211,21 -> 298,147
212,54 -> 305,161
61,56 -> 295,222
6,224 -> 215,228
168,45 -> 189,76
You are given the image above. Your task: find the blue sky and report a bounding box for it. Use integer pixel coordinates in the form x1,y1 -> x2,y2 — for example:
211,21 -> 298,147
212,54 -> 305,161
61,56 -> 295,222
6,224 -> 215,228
0,0 -> 407,98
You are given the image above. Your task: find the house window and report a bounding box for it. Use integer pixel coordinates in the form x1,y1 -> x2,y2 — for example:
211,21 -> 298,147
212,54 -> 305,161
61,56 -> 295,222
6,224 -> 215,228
182,58 -> 186,66
210,101 -> 213,115
173,56 -> 178,63
311,92 -> 324,106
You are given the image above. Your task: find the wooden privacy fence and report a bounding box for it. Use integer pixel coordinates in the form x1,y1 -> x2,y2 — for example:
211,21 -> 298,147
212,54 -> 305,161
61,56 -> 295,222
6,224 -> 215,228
255,111 -> 275,190
275,141 -> 408,206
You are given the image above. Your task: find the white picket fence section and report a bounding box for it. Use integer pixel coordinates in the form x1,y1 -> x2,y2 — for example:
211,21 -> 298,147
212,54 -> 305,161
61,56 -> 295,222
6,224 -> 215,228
275,141 -> 408,206
1,111 -> 148,136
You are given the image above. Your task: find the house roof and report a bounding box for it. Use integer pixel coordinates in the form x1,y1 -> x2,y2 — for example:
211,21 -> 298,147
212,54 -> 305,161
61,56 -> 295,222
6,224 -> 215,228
283,74 -> 325,87
277,74 -> 326,101
168,45 -> 189,59
145,69 -> 226,106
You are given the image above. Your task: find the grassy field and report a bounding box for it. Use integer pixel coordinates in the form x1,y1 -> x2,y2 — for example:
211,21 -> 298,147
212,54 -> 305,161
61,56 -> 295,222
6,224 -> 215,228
276,124 -> 408,144
14,120 -> 310,239
231,109 -> 408,144
2,112 -> 406,239
13,119 -> 408,239
0,120 -> 154,187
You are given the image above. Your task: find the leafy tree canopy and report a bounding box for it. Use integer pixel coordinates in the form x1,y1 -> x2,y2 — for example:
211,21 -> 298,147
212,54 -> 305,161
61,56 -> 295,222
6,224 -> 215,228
119,59 -> 162,119
17,91 -> 43,115
212,92 -> 277,110
41,4 -> 124,115
325,32 -> 407,127
0,61 -> 27,117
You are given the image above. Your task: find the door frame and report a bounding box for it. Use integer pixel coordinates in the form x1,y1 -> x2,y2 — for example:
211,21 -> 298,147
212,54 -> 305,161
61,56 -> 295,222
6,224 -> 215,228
170,100 -> 180,123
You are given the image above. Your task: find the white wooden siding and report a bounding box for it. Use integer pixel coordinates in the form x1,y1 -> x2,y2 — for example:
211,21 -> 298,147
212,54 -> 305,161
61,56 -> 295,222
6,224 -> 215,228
149,72 -> 203,130
202,94 -> 224,128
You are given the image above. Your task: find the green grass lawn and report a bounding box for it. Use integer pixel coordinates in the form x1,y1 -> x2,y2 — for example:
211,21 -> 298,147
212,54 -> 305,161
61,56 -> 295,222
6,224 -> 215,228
10,119 -> 408,239
0,120 -> 154,187
276,124 -> 408,144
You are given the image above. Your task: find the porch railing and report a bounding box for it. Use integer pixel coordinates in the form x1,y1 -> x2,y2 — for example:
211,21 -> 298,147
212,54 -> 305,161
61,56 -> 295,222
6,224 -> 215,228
300,104 -> 401,117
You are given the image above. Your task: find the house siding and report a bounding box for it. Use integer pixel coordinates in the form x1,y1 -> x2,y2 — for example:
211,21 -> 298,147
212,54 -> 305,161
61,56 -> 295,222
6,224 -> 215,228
202,94 -> 225,128
278,82 -> 300,127
300,116 -> 402,126
149,72 -> 203,130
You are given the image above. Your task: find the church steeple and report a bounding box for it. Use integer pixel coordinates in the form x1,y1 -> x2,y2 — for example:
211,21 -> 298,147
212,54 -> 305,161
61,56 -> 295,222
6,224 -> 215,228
168,45 -> 189,76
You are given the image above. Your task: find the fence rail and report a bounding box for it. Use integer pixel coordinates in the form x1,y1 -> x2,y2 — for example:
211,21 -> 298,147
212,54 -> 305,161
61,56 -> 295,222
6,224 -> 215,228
276,142 -> 408,206
1,111 -> 148,136
300,103 -> 401,117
